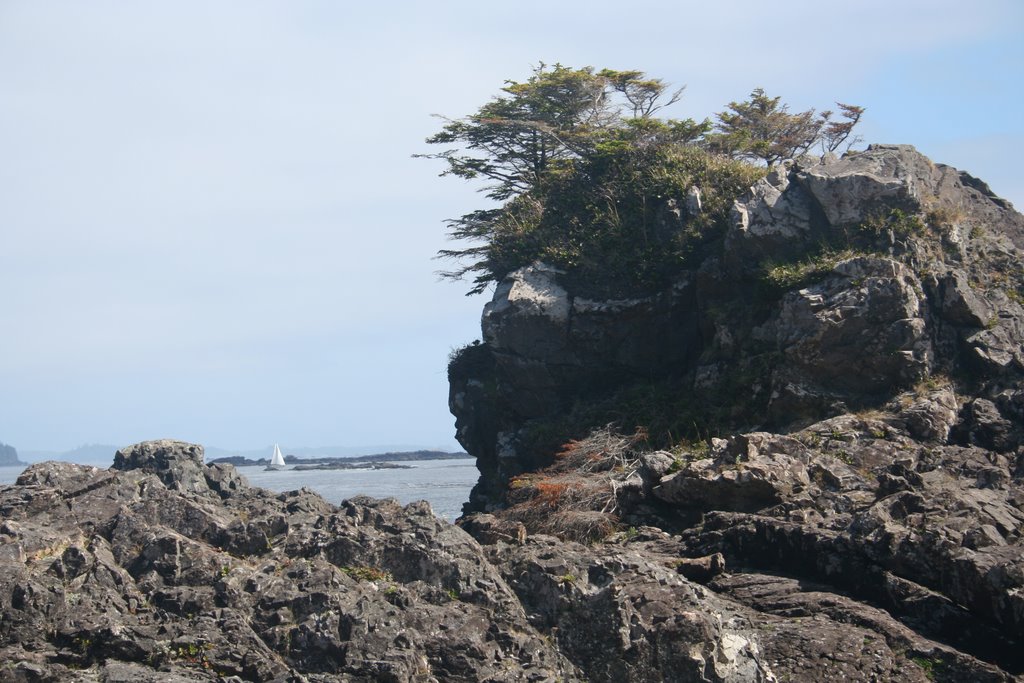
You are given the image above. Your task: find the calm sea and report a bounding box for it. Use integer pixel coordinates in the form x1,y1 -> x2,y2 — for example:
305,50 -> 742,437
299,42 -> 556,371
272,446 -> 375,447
0,458 -> 478,521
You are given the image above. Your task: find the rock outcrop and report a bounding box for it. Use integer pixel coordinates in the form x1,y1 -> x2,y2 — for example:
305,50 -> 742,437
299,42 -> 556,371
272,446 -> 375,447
3,144 -> 1022,681
450,145 -> 1024,679
0,442 -> 574,681
0,443 -> 25,467
451,145 -> 1024,508
4,441 -> 1013,682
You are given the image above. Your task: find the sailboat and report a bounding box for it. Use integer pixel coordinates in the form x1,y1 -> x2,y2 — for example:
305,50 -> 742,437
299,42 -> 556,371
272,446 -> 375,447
265,444 -> 288,471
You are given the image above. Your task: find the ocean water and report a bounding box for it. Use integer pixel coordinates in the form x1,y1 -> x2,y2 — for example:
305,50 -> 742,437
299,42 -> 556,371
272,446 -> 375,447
0,458 -> 479,521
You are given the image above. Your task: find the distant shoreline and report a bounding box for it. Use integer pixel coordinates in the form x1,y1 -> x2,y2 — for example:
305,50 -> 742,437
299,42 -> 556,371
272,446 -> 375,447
209,449 -> 472,468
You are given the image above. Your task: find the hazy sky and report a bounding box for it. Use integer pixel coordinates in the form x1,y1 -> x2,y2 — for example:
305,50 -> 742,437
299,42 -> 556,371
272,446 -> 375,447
1,1 -> 1021,452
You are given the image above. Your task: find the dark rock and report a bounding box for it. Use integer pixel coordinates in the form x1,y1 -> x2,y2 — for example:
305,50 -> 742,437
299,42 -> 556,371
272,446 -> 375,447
939,269 -> 992,327
448,145 -> 1024,679
0,452 -> 576,681
674,552 -> 726,582
768,256 -> 931,399
953,398 -> 1017,451
457,513 -> 527,545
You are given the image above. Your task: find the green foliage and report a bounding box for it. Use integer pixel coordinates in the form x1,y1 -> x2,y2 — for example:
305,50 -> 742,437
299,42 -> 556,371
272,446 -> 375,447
861,207 -> 925,237
341,566 -> 393,583
423,66 -> 861,296
419,64 -> 698,203
761,248 -> 865,293
910,655 -> 944,681
524,145 -> 763,296
709,88 -> 864,166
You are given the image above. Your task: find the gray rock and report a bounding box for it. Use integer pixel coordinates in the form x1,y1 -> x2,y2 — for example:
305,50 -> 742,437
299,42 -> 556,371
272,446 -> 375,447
770,256 -> 931,397
443,144 -> 1024,679
797,144 -> 934,225
112,440 -> 208,494
953,398 -> 1017,451
938,269 -> 992,327
898,388 -> 959,442
728,161 -> 815,263
0,456 -> 576,681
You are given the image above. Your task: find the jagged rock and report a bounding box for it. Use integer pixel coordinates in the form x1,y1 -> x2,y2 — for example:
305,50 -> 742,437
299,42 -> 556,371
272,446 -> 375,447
728,161 -> 816,262
798,144 -> 934,225
898,387 -> 960,442
653,433 -> 813,512
449,146 -> 1024,677
768,256 -> 932,407
953,398 -> 1017,451
457,513 -> 527,545
112,440 -> 208,494
966,315 -> 1024,374
480,262 -> 699,391
938,270 -> 992,327
488,534 -> 776,683
452,145 -> 1024,510
0,451 -> 576,681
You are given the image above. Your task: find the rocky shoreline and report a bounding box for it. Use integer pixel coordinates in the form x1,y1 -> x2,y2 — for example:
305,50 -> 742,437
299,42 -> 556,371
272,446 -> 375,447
1,145 -> 1022,681
289,462 -> 411,471
208,451 -> 468,469
4,438 -> 1017,682
447,145 -> 1024,680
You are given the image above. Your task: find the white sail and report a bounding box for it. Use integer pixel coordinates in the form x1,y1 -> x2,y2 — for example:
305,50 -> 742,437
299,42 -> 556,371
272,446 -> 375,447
270,444 -> 286,468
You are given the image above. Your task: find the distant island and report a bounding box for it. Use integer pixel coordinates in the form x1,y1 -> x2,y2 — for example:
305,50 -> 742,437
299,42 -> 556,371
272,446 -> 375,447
209,449 -> 470,468
0,442 -> 26,467
291,461 -> 412,471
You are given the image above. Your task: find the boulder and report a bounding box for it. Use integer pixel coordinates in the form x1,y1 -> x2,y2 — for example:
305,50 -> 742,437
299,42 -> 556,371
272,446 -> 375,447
112,440 -> 208,494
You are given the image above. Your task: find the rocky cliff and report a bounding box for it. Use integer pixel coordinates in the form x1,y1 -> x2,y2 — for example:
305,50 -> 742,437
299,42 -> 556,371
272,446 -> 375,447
450,145 -> 1024,678
1,145 -> 1022,682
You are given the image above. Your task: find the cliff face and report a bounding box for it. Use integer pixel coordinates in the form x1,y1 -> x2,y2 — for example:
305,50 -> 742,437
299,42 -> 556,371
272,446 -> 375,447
451,144 -> 1024,510
450,145 -> 1024,678
1,144 -> 1022,682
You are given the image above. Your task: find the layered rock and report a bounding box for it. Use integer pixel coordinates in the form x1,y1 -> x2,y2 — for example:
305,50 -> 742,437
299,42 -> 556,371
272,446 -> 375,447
452,145 -> 1024,510
3,144 -> 1022,681
4,441 -> 1013,682
451,145 -> 1024,678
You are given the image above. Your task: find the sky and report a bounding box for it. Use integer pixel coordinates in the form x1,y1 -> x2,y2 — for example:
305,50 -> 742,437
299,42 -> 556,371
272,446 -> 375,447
1,1 -> 1022,454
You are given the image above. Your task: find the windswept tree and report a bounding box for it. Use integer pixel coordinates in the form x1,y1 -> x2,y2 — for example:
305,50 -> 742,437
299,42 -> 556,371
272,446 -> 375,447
418,64 -> 697,201
709,88 -> 822,167
709,88 -> 865,167
419,64 -> 708,293
421,68 -> 861,295
819,103 -> 866,153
